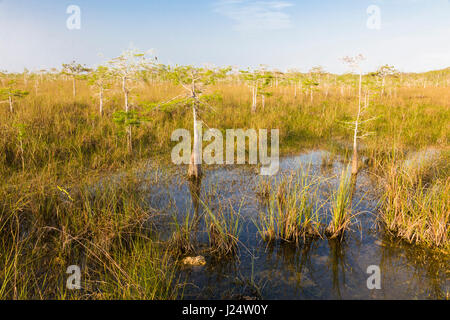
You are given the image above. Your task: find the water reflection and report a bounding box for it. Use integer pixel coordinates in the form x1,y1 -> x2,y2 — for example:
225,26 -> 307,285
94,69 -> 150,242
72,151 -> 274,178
327,239 -> 348,299
147,149 -> 448,300
188,176 -> 203,229
378,234 -> 449,299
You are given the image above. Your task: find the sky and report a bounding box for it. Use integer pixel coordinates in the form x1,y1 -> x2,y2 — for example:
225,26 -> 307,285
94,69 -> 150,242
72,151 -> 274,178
0,0 -> 449,74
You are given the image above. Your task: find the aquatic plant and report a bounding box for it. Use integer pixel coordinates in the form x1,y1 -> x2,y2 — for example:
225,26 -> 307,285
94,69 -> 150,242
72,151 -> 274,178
326,167 -> 354,240
380,152 -> 449,251
255,177 -> 272,201
256,167 -> 323,243
0,172 -> 178,299
168,210 -> 196,257
202,198 -> 242,257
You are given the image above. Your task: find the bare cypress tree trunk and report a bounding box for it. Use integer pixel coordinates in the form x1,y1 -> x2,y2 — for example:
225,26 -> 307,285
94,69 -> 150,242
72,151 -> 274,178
9,95 -> 13,113
72,77 -> 76,98
351,72 -> 362,175
262,94 -> 265,110
188,177 -> 202,228
251,85 -> 257,113
351,129 -> 359,175
123,76 -> 129,112
99,86 -> 104,116
188,102 -> 202,179
122,76 -> 132,152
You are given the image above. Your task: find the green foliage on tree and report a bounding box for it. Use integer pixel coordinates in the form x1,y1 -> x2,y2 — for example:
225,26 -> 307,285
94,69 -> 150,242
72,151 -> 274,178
162,65 -> 230,110
62,61 -> 91,98
88,65 -> 113,115
107,48 -> 156,152
62,61 -> 91,78
0,80 -> 29,112
240,66 -> 274,112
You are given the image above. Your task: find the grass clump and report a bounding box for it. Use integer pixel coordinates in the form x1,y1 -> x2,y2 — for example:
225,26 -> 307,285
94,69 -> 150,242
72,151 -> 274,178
203,198 -> 242,258
255,177 -> 272,201
168,211 -> 196,258
326,168 -> 354,240
99,239 -> 180,300
380,152 -> 449,251
256,168 -> 322,243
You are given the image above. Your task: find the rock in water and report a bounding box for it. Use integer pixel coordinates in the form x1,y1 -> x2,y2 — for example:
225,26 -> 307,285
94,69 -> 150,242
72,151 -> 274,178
182,256 -> 206,266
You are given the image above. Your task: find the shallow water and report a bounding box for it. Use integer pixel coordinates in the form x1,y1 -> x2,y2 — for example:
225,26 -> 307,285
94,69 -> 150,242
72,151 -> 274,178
142,149 -> 449,300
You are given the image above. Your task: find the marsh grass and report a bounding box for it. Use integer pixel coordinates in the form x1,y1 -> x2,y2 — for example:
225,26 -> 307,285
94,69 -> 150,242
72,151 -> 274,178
0,72 -> 448,299
321,151 -> 336,169
1,80 -> 448,182
256,165 -> 362,243
256,167 -> 323,243
203,197 -> 242,258
326,168 -> 355,240
380,151 -> 449,251
168,210 -> 196,258
167,180 -> 244,259
255,177 -> 272,201
0,172 -> 180,300
99,239 -> 180,300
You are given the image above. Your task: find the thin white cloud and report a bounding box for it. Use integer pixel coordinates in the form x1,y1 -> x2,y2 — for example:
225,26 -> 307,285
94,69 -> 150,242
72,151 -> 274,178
214,0 -> 294,31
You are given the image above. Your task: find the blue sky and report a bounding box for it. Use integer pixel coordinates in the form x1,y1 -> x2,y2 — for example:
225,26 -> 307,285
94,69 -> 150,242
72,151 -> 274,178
0,0 -> 449,73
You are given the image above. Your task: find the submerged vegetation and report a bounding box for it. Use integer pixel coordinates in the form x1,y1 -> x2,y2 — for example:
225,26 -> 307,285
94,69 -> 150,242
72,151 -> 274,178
0,58 -> 449,299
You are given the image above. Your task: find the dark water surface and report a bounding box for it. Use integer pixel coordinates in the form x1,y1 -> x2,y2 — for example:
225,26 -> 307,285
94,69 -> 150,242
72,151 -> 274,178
141,149 -> 449,300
